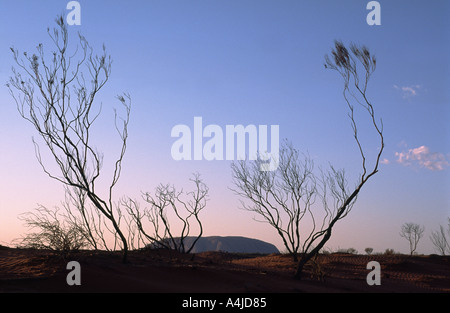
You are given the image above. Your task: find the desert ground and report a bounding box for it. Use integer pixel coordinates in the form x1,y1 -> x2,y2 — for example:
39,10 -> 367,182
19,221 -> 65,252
0,245 -> 449,293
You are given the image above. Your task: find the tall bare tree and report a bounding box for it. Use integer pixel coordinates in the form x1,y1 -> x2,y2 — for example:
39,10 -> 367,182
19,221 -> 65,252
231,41 -> 384,280
400,222 -> 425,255
7,16 -> 131,262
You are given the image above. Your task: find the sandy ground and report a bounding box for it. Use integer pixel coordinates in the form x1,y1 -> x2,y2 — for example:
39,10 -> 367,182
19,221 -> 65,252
0,245 -> 449,293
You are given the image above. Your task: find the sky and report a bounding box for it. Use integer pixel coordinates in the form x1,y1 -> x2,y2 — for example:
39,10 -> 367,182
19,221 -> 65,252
0,0 -> 449,255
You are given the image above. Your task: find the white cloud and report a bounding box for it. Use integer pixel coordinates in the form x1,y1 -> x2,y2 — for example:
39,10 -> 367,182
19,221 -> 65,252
395,145 -> 449,171
393,84 -> 422,98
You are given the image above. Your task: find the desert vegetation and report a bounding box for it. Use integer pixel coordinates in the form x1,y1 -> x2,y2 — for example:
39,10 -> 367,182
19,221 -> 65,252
8,16 -> 132,262
231,40 -> 384,280
430,218 -> 450,255
2,15 -> 449,294
123,173 -> 208,253
400,222 -> 425,255
6,16 -> 210,263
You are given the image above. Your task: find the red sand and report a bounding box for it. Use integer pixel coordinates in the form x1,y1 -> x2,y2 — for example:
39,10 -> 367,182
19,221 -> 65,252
0,247 -> 449,293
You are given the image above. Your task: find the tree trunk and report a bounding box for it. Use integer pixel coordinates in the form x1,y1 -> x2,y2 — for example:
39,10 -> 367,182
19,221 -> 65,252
294,227 -> 333,280
113,219 -> 129,263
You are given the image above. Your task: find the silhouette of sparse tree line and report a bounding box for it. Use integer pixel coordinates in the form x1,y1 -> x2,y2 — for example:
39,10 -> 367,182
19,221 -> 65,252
12,15 -> 448,282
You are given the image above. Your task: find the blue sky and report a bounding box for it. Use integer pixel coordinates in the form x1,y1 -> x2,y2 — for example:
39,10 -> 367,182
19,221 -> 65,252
0,0 -> 449,254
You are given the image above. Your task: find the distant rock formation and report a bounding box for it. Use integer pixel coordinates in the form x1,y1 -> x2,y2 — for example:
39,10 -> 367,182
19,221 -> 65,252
193,236 -> 279,254
150,236 -> 279,254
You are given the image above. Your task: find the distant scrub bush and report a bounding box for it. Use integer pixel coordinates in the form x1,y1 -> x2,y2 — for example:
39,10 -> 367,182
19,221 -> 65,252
336,248 -> 358,254
365,247 -> 373,255
383,248 -> 395,255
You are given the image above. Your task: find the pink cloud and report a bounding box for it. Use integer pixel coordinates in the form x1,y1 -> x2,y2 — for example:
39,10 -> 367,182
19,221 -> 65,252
380,158 -> 390,165
395,145 -> 449,171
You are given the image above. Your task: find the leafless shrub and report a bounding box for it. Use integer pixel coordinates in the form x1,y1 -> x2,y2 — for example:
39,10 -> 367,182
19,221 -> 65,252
16,205 -> 89,255
124,173 -> 208,253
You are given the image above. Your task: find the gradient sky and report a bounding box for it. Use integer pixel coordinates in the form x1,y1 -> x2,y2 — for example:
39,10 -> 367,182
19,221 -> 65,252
0,0 -> 449,254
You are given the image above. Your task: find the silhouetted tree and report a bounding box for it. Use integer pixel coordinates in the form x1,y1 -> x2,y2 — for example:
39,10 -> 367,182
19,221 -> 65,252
7,16 -> 131,262
365,247 -> 374,255
231,141 -> 316,262
124,173 -> 208,253
400,222 -> 425,255
430,218 -> 450,255
231,40 -> 384,280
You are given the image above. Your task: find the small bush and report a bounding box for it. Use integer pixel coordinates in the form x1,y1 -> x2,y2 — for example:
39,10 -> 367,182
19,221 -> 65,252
16,206 -> 88,255
337,247 -> 358,254
346,248 -> 358,254
384,248 -> 395,255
